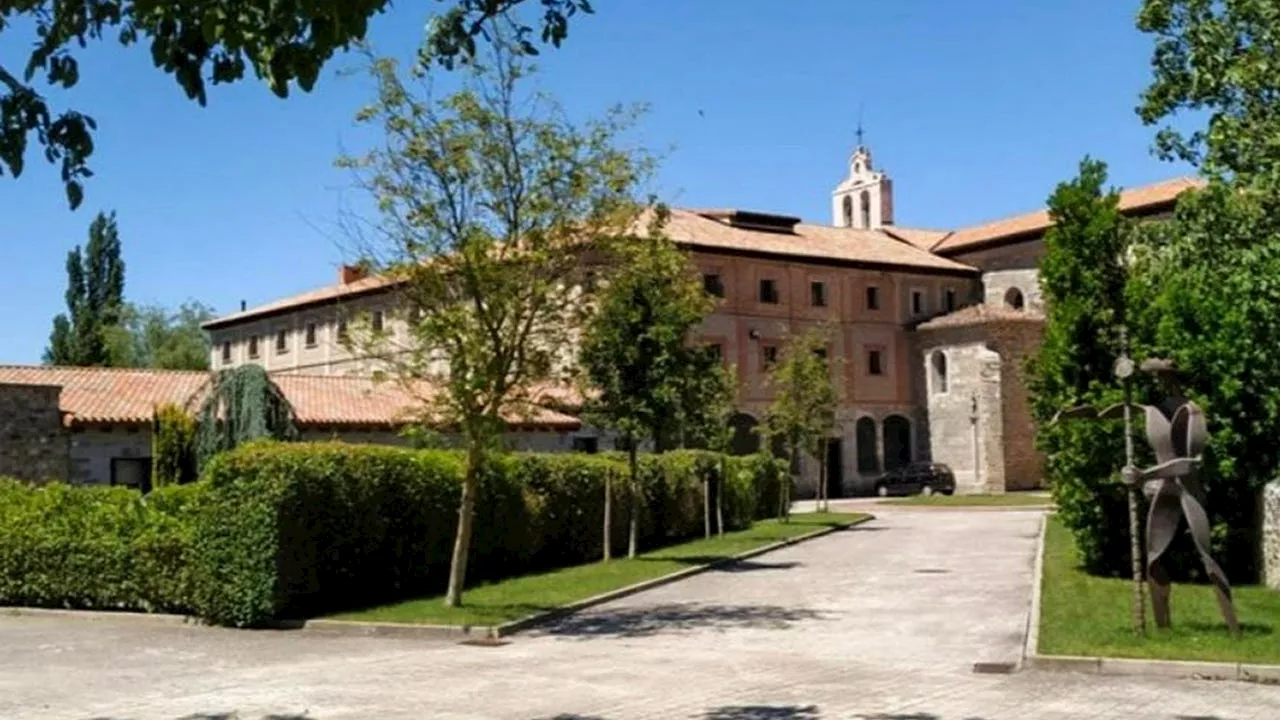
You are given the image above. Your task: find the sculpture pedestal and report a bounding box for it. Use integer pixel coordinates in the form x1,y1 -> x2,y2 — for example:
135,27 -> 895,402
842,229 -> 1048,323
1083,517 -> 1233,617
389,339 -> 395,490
1263,481 -> 1280,590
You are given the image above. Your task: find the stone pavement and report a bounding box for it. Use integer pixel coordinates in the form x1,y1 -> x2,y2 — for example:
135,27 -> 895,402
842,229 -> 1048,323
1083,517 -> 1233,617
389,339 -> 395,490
2,506 -> 1278,720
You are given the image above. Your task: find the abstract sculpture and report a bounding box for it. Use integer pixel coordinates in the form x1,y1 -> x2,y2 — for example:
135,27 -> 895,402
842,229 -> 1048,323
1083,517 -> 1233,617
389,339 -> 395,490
1053,346 -> 1240,636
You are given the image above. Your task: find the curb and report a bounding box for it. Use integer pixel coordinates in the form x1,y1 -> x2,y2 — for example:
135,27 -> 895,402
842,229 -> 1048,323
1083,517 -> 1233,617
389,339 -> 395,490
493,513 -> 874,637
1,606 -> 197,625
1019,511 -> 1048,668
298,618 -> 496,641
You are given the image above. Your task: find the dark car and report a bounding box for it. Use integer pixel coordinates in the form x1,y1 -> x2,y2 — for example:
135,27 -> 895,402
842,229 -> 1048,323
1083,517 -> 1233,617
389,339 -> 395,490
872,462 -> 955,497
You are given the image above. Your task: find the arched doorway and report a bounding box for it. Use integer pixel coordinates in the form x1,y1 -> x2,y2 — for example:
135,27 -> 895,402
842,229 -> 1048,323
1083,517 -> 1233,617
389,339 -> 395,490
1004,287 -> 1025,310
883,415 -> 912,470
855,417 -> 878,474
729,413 -> 761,456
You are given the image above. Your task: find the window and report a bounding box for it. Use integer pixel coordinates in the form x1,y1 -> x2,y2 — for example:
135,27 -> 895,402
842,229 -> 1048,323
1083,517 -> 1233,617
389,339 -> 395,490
707,343 -> 723,362
931,351 -> 948,394
865,285 -> 880,310
275,329 -> 288,354
337,319 -> 349,343
371,310 -> 384,333
305,323 -> 317,348
762,345 -> 779,368
860,190 -> 872,228
1005,287 -> 1026,310
868,349 -> 884,376
810,281 -> 828,307
759,279 -> 779,304
571,436 -> 599,454
111,457 -> 152,493
248,336 -> 260,358
220,341 -> 231,365
945,288 -> 956,313
842,195 -> 854,227
911,290 -> 924,316
703,273 -> 725,298
813,347 -> 828,365
856,417 -> 879,473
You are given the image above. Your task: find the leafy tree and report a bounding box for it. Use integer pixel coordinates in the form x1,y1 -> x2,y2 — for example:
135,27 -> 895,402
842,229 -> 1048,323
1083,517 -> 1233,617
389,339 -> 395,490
579,222 -> 716,558
1138,0 -> 1280,188
340,25 -> 648,605
104,301 -> 215,370
193,364 -> 299,471
1,0 -> 592,209
151,403 -> 197,487
44,211 -> 125,366
674,348 -> 737,537
761,327 -> 838,521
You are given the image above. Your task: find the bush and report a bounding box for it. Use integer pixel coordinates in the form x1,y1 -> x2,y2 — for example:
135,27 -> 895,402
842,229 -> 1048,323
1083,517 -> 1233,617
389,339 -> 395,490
152,403 -> 198,487
190,443 -> 786,627
0,478 -> 203,613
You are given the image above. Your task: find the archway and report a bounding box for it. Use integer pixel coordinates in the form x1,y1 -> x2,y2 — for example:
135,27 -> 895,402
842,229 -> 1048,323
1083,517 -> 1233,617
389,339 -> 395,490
883,415 -> 912,470
931,351 -> 948,394
855,416 -> 878,474
842,195 -> 854,227
1004,287 -> 1025,310
729,413 -> 761,456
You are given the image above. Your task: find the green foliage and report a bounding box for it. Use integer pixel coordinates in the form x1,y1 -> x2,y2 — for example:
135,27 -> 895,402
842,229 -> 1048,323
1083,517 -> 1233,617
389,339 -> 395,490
0,479 -> 204,613
3,0 -> 590,208
1137,0 -> 1280,188
152,403 -> 198,487
105,301 -> 216,370
1028,158 -> 1134,576
190,442 -> 780,627
193,365 -> 299,472
43,211 -> 125,366
762,327 -> 839,517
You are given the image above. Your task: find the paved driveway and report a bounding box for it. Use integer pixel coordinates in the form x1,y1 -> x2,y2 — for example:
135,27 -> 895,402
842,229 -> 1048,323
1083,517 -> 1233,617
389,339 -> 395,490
2,506 -> 1278,720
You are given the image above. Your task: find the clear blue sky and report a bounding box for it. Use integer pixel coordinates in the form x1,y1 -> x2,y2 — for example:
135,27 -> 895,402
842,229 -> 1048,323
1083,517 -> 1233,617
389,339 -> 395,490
0,1 -> 1192,364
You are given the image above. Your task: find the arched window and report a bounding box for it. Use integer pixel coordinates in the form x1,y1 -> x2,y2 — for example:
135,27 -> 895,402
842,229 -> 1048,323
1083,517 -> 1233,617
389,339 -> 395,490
856,417 -> 879,473
931,351 -> 948,394
842,195 -> 854,227
883,415 -> 912,470
1004,287 -> 1025,310
860,190 -> 872,228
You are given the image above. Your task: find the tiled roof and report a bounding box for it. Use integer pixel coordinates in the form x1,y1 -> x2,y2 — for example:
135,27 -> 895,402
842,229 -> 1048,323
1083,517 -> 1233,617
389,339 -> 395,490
0,366 -> 579,430
882,226 -> 951,251
914,304 -> 1045,331
663,209 -> 976,274
932,177 -> 1204,254
202,273 -> 401,330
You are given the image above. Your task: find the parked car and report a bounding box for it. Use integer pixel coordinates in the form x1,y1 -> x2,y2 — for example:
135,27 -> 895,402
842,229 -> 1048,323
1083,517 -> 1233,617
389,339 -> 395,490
872,462 -> 955,497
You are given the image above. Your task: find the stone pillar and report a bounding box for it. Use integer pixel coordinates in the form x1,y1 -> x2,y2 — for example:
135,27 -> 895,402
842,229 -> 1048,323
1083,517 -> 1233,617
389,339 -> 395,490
1263,481 -> 1280,591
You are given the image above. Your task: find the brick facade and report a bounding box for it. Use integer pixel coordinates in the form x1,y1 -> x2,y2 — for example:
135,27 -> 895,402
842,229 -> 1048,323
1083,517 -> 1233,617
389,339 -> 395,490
0,383 -> 69,483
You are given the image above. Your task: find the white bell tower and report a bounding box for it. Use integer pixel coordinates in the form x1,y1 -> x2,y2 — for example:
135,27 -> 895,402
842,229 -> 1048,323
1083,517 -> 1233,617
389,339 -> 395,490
832,131 -> 894,229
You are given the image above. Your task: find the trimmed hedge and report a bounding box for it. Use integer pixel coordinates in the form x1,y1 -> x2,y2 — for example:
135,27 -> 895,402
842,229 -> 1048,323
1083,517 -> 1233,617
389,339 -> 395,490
0,445 -> 788,627
0,479 -> 204,613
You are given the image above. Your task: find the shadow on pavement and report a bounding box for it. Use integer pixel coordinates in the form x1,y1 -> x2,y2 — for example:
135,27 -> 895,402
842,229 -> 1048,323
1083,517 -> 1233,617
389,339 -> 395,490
541,602 -> 825,638
703,705 -> 820,719
639,556 -> 802,573
85,714 -> 310,720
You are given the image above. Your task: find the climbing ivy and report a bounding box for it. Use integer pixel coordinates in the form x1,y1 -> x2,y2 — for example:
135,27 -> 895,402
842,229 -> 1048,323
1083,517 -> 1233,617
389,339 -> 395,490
193,365 -> 299,471
151,403 -> 197,487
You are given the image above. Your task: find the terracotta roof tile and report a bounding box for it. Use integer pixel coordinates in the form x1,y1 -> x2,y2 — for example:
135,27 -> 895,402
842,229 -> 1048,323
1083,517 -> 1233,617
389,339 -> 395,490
934,177 -> 1205,254
662,209 -> 976,274
0,366 -> 579,430
203,273 -> 400,329
915,304 -> 1044,331
882,226 -> 951,251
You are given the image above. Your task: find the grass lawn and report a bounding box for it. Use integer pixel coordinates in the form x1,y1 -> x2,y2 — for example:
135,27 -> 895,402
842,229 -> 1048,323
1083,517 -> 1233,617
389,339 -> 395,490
882,492 -> 1052,507
329,511 -> 868,628
1038,516 -> 1280,664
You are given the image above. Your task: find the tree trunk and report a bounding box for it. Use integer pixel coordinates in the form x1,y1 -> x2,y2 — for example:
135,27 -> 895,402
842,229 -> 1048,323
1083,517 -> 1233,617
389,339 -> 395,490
603,468 -> 612,562
716,456 -> 725,536
1121,371 -> 1146,636
818,451 -> 827,513
628,440 -> 639,559
703,476 -> 711,538
444,444 -> 482,607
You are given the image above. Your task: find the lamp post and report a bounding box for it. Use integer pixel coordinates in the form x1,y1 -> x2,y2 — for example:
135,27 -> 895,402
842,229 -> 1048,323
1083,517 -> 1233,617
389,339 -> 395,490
1115,325 -> 1146,636
969,393 -> 980,492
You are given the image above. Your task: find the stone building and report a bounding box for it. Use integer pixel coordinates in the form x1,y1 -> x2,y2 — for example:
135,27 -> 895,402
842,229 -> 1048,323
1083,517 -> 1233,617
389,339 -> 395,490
0,366 -> 582,488
200,143 -> 1202,497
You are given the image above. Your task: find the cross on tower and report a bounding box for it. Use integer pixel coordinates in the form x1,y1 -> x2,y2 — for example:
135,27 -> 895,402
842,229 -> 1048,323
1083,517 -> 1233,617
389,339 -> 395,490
855,121 -> 865,149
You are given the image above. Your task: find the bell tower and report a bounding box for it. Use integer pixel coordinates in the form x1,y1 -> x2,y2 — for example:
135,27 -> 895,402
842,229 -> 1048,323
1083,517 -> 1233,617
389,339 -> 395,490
832,130 -> 894,229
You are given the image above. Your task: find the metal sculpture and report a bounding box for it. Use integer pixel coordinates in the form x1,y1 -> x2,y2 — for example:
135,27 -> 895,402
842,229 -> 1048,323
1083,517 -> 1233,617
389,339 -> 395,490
1052,339 -> 1240,636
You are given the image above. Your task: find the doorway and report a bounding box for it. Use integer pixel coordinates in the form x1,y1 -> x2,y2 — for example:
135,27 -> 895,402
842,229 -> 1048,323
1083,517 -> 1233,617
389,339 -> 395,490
825,439 -> 844,499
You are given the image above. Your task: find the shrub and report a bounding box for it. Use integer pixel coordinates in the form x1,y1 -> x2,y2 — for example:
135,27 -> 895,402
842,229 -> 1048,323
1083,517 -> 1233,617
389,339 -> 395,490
152,403 -> 198,487
0,478 -> 203,613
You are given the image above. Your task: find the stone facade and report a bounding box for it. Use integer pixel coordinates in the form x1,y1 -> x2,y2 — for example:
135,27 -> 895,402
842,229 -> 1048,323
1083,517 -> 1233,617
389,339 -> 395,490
1263,481 -> 1280,591
0,383 -> 69,483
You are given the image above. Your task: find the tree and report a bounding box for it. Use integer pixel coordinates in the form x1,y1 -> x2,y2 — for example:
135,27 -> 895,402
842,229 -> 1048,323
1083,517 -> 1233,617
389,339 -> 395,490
1,0 -> 592,209
579,221 -> 716,558
673,345 -> 737,537
761,327 -> 838,521
193,364 -> 299,471
1138,0 -> 1280,189
341,25 -> 648,605
152,403 -> 198,487
105,301 -> 215,370
44,211 -> 124,366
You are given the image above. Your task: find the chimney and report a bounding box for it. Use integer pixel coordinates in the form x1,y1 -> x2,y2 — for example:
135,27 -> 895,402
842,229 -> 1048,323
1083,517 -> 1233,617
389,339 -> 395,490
240,300 -> 246,311
339,264 -> 366,285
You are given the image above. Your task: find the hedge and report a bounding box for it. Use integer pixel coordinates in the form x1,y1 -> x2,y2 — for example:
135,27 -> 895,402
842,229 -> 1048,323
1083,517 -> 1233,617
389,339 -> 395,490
0,478 -> 204,613
0,445 -> 787,627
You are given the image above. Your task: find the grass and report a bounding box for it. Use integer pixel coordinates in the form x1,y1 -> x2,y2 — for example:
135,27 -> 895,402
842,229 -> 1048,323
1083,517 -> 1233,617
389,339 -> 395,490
1038,516 -> 1280,664
882,492 -> 1052,507
329,511 -> 868,628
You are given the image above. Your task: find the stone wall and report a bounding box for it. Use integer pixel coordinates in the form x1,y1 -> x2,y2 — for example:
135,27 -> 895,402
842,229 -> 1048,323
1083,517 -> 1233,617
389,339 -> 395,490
0,383 -> 69,483
1263,482 -> 1280,591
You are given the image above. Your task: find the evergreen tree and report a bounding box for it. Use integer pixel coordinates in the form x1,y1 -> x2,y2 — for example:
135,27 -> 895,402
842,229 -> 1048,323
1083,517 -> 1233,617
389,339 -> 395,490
194,365 -> 299,471
44,211 -> 125,366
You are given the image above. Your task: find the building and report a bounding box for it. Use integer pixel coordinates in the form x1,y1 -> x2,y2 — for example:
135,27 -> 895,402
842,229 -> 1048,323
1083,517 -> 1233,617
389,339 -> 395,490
0,366 -> 582,488
200,143 -> 1201,497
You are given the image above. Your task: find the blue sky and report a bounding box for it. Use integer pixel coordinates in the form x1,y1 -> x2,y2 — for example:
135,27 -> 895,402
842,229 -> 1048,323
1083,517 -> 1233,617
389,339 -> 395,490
0,1 -> 1192,364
